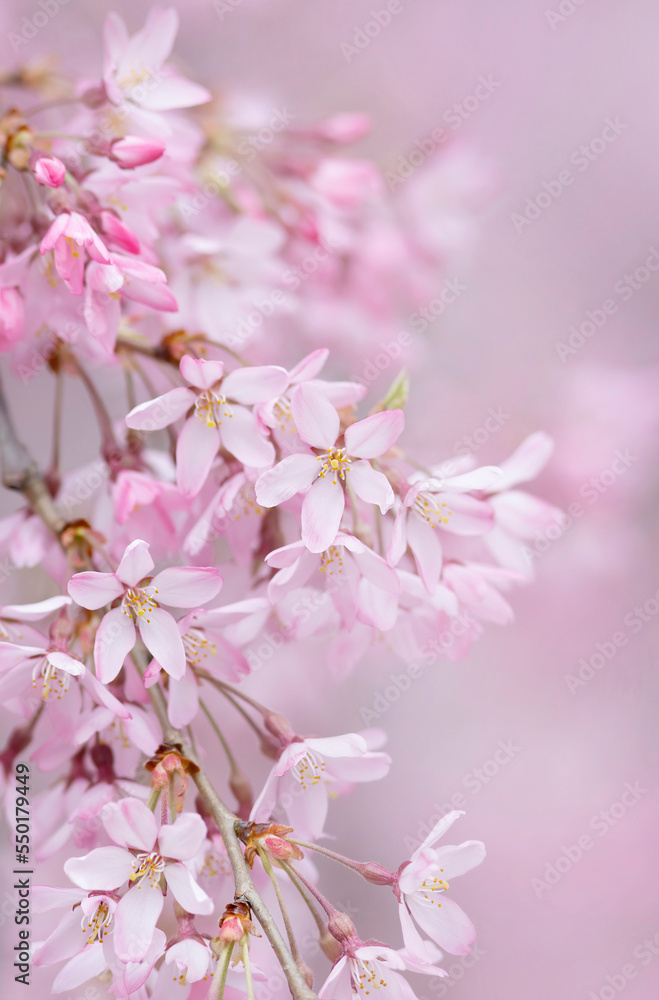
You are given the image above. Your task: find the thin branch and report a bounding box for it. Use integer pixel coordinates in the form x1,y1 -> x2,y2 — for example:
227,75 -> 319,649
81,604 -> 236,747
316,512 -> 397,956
0,375 -> 315,1000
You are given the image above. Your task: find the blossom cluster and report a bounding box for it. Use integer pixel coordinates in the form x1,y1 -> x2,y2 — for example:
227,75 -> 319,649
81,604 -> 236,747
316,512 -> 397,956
0,8 -> 560,1000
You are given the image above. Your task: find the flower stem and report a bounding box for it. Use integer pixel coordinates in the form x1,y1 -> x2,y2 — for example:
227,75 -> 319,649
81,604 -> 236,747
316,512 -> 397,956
257,846 -> 301,963
209,943 -> 233,1000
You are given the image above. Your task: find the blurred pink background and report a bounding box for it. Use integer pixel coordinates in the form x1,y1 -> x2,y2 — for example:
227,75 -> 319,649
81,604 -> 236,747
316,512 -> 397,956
2,2 -> 658,998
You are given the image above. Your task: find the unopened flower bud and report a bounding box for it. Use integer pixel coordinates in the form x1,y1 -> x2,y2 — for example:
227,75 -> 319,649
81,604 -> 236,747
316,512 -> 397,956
32,155 -> 66,188
110,136 -> 166,169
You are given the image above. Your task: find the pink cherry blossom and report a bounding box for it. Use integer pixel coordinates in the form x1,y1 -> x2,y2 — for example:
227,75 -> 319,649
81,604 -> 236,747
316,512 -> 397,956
32,156 -> 66,188
251,731 -> 391,840
126,356 -> 288,495
396,810 -> 485,957
110,135 -> 166,168
64,796 -> 212,963
256,383 -> 403,552
67,539 -> 222,682
40,212 -> 111,295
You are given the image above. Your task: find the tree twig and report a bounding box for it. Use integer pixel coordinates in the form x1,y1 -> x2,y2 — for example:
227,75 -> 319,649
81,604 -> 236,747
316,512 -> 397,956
0,373 -> 316,1000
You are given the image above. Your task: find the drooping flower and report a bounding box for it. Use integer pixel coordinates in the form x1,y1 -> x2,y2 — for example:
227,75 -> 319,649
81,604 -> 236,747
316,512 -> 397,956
67,539 -> 222,682
395,810 -> 485,958
40,212 -> 112,295
126,356 -> 288,495
388,465 -> 502,592
64,796 -> 213,963
251,730 -> 391,840
256,382 -> 403,552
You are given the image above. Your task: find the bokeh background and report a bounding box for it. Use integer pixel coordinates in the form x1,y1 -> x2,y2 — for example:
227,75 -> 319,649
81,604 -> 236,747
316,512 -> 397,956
1,2 -> 658,999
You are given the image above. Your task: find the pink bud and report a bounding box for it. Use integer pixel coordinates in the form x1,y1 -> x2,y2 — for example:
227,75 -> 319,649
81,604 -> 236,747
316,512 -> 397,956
110,136 -> 166,169
0,287 -> 24,350
219,915 -> 245,942
100,211 -> 141,255
32,156 -> 66,188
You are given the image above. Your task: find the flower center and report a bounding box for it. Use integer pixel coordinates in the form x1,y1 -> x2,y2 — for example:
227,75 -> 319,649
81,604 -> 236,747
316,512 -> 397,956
420,872 -> 449,907
292,750 -> 326,789
319,545 -> 344,575
273,398 -> 295,433
317,448 -> 351,484
414,492 -> 452,528
130,851 -> 166,888
32,656 -> 69,701
123,587 -> 158,623
350,957 -> 387,994
195,390 -> 233,429
183,627 -> 217,665
82,901 -> 113,944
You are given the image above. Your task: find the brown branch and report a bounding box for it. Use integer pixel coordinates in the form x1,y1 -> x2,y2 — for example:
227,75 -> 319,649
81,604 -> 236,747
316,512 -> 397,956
0,370 -> 316,1000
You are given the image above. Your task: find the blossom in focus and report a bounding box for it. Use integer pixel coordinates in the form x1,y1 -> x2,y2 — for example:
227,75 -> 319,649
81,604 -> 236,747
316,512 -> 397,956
63,796 -> 212,962
395,810 -> 485,957
256,382 -> 403,552
67,539 -> 222,682
125,356 -> 288,495
40,212 -> 111,295
251,731 -> 391,840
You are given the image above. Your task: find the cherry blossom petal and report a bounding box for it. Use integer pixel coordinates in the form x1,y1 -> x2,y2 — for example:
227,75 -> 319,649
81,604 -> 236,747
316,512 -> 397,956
494,431 -> 554,491
1,595 -> 71,620
116,539 -> 155,587
416,810 -> 465,854
137,608 -> 186,679
102,797 -> 158,851
46,650 -> 84,675
113,883 -> 164,963
436,494 -> 494,535
165,938 -> 211,983
64,846 -> 135,890
80,667 -> 133,719
284,774 -> 328,840
301,475 -> 345,553
291,382 -> 339,449
288,348 -> 329,383
158,811 -> 207,861
126,387 -> 195,431
167,670 -> 199,727
223,365 -> 288,404
32,909 -> 86,966
406,514 -> 443,592
180,355 -> 224,389
255,453 -> 319,507
432,841 -> 486,879
352,545 -> 401,593
357,578 -> 398,631
345,409 -> 404,458
163,863 -> 214,914
420,465 -> 503,494
407,892 -> 477,956
349,460 -> 394,512
68,571 -> 124,610
304,734 -> 367,758
150,565 -> 222,607
220,404 -> 275,467
324,749 -> 392,782
51,943 -> 107,993
94,607 -> 136,684
176,415 -> 220,497
318,957 -> 352,1000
